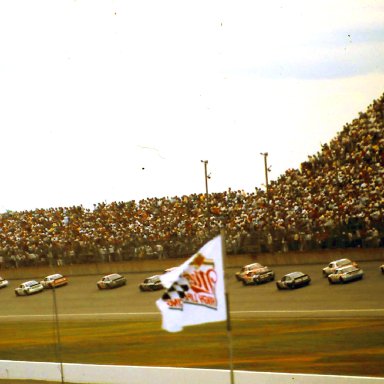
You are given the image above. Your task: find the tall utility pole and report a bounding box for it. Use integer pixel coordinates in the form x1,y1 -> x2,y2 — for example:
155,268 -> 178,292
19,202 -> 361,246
260,152 -> 271,232
201,160 -> 210,218
260,152 -> 269,201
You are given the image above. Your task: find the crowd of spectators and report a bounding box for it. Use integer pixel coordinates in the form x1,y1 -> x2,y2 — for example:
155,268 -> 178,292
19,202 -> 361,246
0,94 -> 383,269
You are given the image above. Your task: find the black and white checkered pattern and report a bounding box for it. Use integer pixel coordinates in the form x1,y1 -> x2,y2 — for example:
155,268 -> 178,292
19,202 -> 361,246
161,276 -> 189,301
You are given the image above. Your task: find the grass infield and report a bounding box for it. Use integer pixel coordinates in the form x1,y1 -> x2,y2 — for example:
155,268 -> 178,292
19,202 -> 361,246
1,317 -> 384,378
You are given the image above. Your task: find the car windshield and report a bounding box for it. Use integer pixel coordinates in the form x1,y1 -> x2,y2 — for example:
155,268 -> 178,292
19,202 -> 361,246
341,266 -> 356,273
242,263 -> 261,272
338,259 -> 352,267
51,274 -> 62,279
146,276 -> 159,284
46,274 -> 61,280
289,272 -> 304,279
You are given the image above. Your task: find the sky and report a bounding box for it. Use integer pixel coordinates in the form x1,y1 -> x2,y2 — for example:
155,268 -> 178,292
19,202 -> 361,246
1,0 -> 384,212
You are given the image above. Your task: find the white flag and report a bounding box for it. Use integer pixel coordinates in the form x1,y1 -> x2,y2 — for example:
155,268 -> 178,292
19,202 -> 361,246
156,235 -> 227,332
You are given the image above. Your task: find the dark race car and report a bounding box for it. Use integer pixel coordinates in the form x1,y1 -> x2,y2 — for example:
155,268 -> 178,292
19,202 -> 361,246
97,273 -> 127,289
276,271 -> 311,290
139,275 -> 164,292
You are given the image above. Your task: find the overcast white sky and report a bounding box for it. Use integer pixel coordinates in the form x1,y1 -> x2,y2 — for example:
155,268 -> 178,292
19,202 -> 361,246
1,0 -> 384,212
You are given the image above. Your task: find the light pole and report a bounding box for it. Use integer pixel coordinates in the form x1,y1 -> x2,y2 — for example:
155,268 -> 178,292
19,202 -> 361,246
260,152 -> 272,234
260,152 -> 270,200
201,160 -> 210,218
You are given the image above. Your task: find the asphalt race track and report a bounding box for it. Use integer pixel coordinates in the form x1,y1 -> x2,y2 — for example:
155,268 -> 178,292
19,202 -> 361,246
0,261 -> 383,322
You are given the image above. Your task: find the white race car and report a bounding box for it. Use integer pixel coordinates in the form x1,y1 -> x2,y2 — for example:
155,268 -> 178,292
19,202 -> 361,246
241,267 -> 275,286
40,273 -> 68,288
0,276 -> 9,289
236,263 -> 265,282
97,273 -> 127,289
328,265 -> 364,284
15,280 -> 44,296
322,258 -> 357,277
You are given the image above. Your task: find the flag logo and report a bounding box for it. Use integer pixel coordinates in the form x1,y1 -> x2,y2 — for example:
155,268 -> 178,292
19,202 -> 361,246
156,235 -> 227,332
161,252 -> 218,311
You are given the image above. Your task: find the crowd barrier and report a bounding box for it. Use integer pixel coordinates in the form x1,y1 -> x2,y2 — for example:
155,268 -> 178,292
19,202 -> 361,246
3,247 -> 384,280
1,360 -> 384,384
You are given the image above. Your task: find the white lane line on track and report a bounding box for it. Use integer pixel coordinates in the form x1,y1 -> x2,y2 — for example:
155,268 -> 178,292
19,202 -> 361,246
0,312 -> 159,319
1,308 -> 384,320
233,308 -> 384,314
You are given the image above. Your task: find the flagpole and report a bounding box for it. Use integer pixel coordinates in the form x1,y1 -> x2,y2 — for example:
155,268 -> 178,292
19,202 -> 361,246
52,286 -> 65,384
221,230 -> 235,384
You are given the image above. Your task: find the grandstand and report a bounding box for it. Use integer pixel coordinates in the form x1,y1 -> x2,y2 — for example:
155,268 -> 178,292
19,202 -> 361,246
0,93 -> 383,269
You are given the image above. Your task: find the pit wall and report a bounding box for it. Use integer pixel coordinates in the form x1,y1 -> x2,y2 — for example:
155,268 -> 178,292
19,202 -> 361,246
1,360 -> 384,384
3,247 -> 384,280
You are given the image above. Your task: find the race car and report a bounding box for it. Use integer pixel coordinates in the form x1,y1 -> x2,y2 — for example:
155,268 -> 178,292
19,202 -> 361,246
380,264 -> 384,274
236,263 -> 267,281
328,265 -> 364,284
15,280 -> 44,296
40,273 -> 68,288
322,258 -> 357,277
241,266 -> 275,286
97,273 -> 127,289
0,276 -> 9,289
139,275 -> 164,292
276,272 -> 311,290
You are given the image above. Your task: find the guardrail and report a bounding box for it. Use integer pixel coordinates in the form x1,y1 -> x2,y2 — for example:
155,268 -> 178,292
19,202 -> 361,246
1,360 -> 384,384
3,247 -> 384,280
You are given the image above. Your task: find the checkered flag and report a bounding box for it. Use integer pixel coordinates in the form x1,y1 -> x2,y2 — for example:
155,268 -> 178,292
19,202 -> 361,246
161,276 -> 189,305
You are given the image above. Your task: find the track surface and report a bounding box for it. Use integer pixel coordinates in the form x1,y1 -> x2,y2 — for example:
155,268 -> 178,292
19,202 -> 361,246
0,261 -> 383,321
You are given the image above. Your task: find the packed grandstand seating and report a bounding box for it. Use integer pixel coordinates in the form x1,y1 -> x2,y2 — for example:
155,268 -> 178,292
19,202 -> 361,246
0,94 -> 383,268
